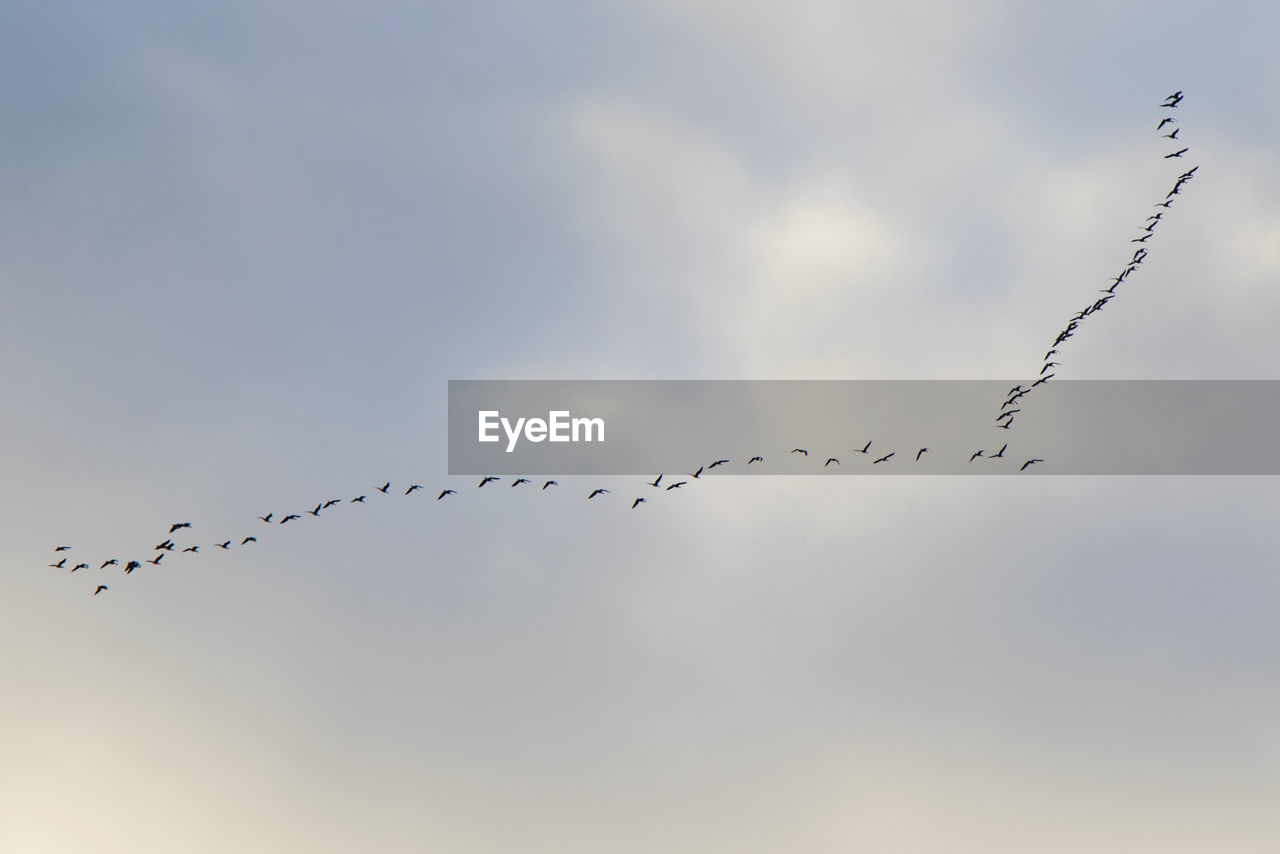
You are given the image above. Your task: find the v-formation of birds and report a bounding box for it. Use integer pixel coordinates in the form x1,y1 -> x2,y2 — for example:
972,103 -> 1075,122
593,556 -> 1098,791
49,93 -> 1195,596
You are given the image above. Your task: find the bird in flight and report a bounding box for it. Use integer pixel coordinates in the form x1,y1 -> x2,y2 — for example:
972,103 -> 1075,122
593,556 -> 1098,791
542,480 -> 558,490
258,513 -> 273,523
666,482 -> 687,490
280,514 -> 301,524
1162,128 -> 1180,140
478,477 -> 499,488
405,485 -> 423,495
647,474 -> 663,487
169,522 -> 192,534
155,539 -> 175,551
631,498 -> 646,509
916,448 -> 928,461
588,489 -> 610,499
94,585 -> 108,596
241,537 -> 257,545
124,561 -> 141,574
147,554 -> 164,566
351,495 -> 366,503
991,443 -> 1008,459
511,478 -> 531,487
856,440 -> 872,454
748,456 -> 764,464
1020,459 -> 1044,471
71,563 -> 89,572
825,458 -> 839,467
1156,117 -> 1175,129
308,503 -> 323,516
182,546 -> 199,553
54,546 -> 71,552
438,489 -> 457,500
873,452 -> 895,464
100,559 -> 118,569
322,499 -> 341,509
216,541 -> 231,550
708,459 -> 730,469
1164,148 -> 1189,158
50,558 -> 67,569
377,482 -> 391,494
689,466 -> 704,479
1161,91 -> 1183,107
790,449 -> 807,456
970,450 -> 985,462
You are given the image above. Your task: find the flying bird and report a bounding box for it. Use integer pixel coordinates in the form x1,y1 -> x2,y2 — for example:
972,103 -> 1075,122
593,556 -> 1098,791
631,498 -> 646,509
1020,458 -> 1044,471
1131,233 -> 1152,243
1161,91 -> 1183,107
169,522 -> 192,533
1156,117 -> 1175,129
478,477 -> 499,488
689,466 -> 704,479
873,452 -> 895,464
241,537 -> 257,545
216,541 -> 231,550
708,459 -> 730,469
147,554 -> 164,566
588,489 -> 610,499
308,503 -> 323,516
377,482 -> 391,494
542,480 -> 558,489
258,513 -> 273,523
666,482 -> 687,490
322,499 -> 341,508
511,478 -> 531,487
1031,374 -> 1054,388
1162,128 -> 1180,139
182,546 -> 199,553
970,450 -> 984,462
748,456 -> 764,464
54,546 -> 71,552
280,514 -> 301,524
991,443 -> 1008,459
50,558 -> 67,569
124,561 -> 141,574
71,563 -> 88,572
790,449 -> 808,456
405,485 -> 423,495
647,474 -> 663,487
856,440 -> 872,454
94,585 -> 108,596
916,448 -> 928,461
155,540 -> 175,551
351,495 -> 366,503
825,458 -> 839,467
100,559 -> 118,569
438,489 -> 457,500
1164,148 -> 1189,158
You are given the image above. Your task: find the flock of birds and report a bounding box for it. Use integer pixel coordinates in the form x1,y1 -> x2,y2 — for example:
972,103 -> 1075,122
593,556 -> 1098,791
48,93 -> 1196,597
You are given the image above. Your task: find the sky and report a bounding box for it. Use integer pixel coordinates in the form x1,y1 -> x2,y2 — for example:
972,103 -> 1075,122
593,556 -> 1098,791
4,1 -> 1280,851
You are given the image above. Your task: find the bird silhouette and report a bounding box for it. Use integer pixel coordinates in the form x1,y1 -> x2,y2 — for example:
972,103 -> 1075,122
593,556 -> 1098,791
511,478 -> 531,487
856,440 -> 872,454
991,443 -> 1008,459
1020,459 -> 1044,471
351,495 -> 366,503
124,561 -> 140,574
169,522 -> 192,534
216,541 -> 231,550
155,540 -> 175,551
1156,117 -> 1175,129
588,489 -> 610,499
970,450 -> 984,462
280,514 -> 301,524
748,456 -> 764,464
94,585 -> 108,596
405,485 -> 423,495
916,448 -> 928,461
50,558 -> 67,569
377,482 -> 391,494
438,489 -> 457,500
689,466 -> 704,479
647,474 -> 663,487
322,499 -> 341,509
71,563 -> 88,572
258,513 -> 273,523
631,498 -> 646,509
100,559 -> 117,569
873,452 -> 895,464
790,449 -> 808,456
1161,91 -> 1183,107
1162,128 -> 1180,139
54,546 -> 71,552
666,482 -> 687,490
308,503 -> 323,516
542,480 -> 558,490
147,554 -> 164,566
825,458 -> 839,467
182,546 -> 199,553
708,459 -> 730,469
478,477 -> 499,488
241,537 -> 257,545
1164,148 -> 1189,158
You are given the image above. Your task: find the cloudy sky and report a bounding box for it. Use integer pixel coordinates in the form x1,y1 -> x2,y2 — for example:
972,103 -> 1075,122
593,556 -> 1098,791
4,1 -> 1280,851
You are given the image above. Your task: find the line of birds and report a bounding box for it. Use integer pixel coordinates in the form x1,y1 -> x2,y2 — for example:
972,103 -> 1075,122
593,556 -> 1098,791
994,91 -> 1197,429
48,91 -> 1192,597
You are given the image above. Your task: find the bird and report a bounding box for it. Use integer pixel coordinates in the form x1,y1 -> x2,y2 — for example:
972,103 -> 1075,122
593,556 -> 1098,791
405,485 -> 423,495
1164,148 -> 1189,158
647,474 -> 663,487
308,503 -> 323,516
631,498 -> 646,509
322,499 -> 341,508
182,546 -> 199,553
50,558 -> 67,569
1131,233 -> 1152,243
708,459 -> 730,469
873,452 -> 895,464
997,420 -> 1013,430
71,563 -> 88,572
124,561 -> 141,574
825,458 -> 839,467
1156,117 -> 1175,129
93,585 -> 108,596
666,482 -> 687,490
1146,213 -> 1164,223
1041,361 -> 1059,374
147,554 -> 164,566
1031,374 -> 1054,388
216,541 -> 231,550
1020,458 -> 1044,471
1163,128 -> 1180,140
100,559 -> 118,569
542,480 -> 558,489
1154,199 -> 1173,209
689,466 -> 704,479
351,495 -> 366,503
970,450 -> 984,462
478,477 -> 499,488
748,456 -> 764,464
155,540 -> 175,551
1161,91 -> 1183,107
790,448 -> 808,456
241,537 -> 256,545
916,448 -> 928,461
169,522 -> 192,534
998,409 -> 1020,421
280,514 -> 301,524
54,545 -> 71,552
377,482 -> 391,494
588,489 -> 610,499
437,489 -> 457,500
856,440 -> 872,454
991,443 -> 1008,459
1043,349 -> 1058,361
511,478 -> 531,487
258,513 -> 273,523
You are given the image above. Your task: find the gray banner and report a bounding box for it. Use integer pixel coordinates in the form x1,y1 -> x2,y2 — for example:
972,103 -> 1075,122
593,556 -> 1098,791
447,380 -> 1280,475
